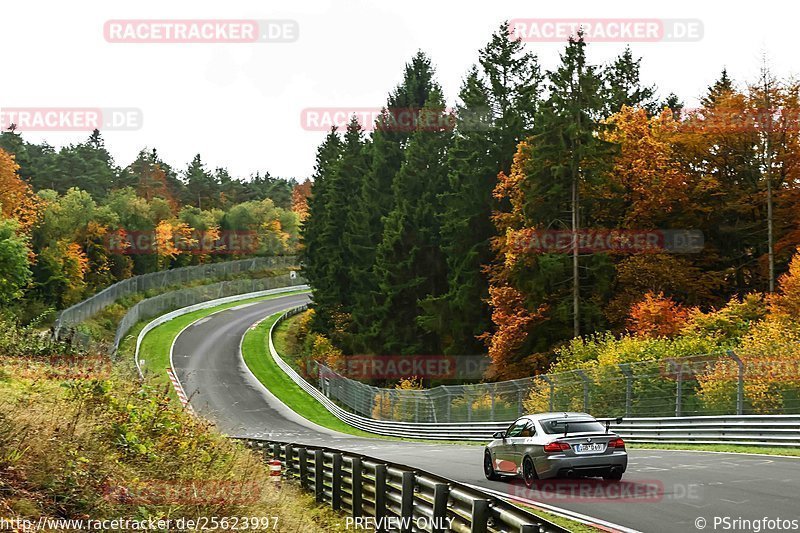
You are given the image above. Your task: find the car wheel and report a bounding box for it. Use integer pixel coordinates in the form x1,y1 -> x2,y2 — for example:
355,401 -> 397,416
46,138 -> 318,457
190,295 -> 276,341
522,456 -> 538,488
484,452 -> 500,481
603,471 -> 623,481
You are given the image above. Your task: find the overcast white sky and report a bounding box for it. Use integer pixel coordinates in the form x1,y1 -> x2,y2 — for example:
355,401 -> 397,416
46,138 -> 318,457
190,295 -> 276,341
4,0 -> 796,180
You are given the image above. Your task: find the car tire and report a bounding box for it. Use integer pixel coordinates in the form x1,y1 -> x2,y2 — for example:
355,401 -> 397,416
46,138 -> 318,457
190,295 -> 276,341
484,452 -> 501,481
603,471 -> 623,481
522,456 -> 538,488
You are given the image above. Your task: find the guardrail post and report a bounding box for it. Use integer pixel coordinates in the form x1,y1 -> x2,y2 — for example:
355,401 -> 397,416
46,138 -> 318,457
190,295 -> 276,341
314,449 -> 325,503
471,499 -> 490,533
432,483 -> 449,533
576,370 -> 589,411
728,350 -> 744,415
540,375 -> 554,412
619,364 -> 633,417
298,447 -> 309,489
332,452 -> 343,511
351,457 -> 363,517
284,444 -> 294,476
374,464 -> 387,531
675,361 -> 684,417
466,389 -> 472,422
272,442 -> 281,462
400,471 -> 415,533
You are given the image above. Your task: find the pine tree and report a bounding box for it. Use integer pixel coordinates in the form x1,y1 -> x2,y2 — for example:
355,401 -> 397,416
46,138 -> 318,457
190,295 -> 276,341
701,68 -> 734,108
301,128 -> 342,332
517,32 -> 613,341
478,21 -> 543,171
603,46 -> 657,116
302,118 -> 371,343
369,90 -> 453,354
347,52 -> 440,351
183,155 -> 219,209
661,93 -> 684,119
419,23 -> 544,355
322,116 -> 370,323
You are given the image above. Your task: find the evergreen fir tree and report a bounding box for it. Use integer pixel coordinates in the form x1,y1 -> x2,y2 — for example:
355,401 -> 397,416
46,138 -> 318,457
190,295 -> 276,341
701,68 -> 735,108
420,23 -> 543,354
346,52 -> 440,351
520,32 -> 615,341
602,46 -> 657,116
301,128 -> 343,332
368,90 -> 453,354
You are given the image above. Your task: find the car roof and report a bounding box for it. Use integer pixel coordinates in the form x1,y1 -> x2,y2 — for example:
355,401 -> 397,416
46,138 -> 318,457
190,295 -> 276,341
519,412 -> 595,422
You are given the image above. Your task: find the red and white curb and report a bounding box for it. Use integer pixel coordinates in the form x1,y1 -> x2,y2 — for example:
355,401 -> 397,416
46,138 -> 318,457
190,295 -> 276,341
166,367 -> 194,414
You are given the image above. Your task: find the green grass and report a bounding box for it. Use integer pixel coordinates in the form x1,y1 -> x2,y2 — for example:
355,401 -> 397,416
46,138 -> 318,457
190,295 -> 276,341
76,267 -> 294,342
517,505 -> 602,532
271,311 -> 300,369
135,304 -> 603,531
631,442 -> 800,457
137,290 -> 310,392
241,316 -> 379,437
141,299 -> 800,460
244,316 -> 494,445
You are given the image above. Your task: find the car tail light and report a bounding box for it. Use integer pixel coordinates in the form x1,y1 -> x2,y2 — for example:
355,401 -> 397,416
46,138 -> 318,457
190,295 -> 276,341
609,437 -> 626,449
543,441 -> 570,453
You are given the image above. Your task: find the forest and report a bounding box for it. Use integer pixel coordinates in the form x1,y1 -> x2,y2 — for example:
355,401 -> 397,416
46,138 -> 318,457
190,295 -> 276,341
301,23 -> 800,380
0,129 -> 309,322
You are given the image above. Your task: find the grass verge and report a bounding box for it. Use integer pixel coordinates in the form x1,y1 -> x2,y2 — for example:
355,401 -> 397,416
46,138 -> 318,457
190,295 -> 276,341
136,290 -> 309,392
0,358 -> 353,531
517,505 -> 602,532
242,315 -> 378,437
630,442 -> 800,457
75,267 -> 295,342
136,305 -> 603,531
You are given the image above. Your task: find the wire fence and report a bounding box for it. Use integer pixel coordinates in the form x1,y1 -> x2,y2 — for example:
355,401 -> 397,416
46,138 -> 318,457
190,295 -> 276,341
54,256 -> 297,336
114,273 -> 306,354
316,350 -> 800,423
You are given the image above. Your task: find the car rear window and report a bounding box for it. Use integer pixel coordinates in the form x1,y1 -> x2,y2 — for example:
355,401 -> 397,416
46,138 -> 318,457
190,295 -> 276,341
541,419 -> 605,435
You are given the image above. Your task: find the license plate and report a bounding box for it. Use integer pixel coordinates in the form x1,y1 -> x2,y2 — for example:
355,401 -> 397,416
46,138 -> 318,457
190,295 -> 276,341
575,443 -> 604,453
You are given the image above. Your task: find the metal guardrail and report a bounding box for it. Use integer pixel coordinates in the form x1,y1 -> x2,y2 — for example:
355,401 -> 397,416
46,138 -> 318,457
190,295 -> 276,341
240,438 -> 569,533
614,414 -> 800,447
134,284 -> 310,378
112,273 -> 305,356
267,306 -> 800,446
54,256 -> 297,337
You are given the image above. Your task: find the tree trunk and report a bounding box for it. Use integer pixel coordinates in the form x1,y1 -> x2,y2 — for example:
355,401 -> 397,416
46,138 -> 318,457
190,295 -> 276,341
572,172 -> 580,338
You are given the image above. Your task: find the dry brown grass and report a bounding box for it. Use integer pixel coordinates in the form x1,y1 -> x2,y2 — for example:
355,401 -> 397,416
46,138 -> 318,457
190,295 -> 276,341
0,359 -> 355,532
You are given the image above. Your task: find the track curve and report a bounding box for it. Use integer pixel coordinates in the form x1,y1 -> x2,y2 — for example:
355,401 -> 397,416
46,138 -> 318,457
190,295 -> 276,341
172,295 -> 800,532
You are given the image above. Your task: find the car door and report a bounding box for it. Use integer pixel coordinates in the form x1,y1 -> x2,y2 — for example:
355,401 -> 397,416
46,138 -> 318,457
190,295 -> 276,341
494,419 -> 526,473
507,420 -> 536,470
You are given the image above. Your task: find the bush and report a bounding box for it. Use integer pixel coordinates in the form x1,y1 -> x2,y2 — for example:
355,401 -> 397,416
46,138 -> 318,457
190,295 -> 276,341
0,360 -> 347,529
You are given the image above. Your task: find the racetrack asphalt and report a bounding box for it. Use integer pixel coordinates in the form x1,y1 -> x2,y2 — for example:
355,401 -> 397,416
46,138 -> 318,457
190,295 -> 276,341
171,294 -> 800,533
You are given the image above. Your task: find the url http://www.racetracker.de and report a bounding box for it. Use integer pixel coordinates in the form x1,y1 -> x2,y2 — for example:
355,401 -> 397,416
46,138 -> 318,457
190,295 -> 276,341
695,516 -> 800,532
0,516 -> 281,531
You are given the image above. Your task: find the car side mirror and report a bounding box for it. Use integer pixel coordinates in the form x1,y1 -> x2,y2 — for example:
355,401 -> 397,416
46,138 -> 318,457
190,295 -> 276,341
492,431 -> 505,440
615,417 -> 623,424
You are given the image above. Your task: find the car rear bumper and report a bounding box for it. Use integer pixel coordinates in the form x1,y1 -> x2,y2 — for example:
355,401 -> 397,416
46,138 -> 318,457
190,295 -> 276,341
534,451 -> 628,479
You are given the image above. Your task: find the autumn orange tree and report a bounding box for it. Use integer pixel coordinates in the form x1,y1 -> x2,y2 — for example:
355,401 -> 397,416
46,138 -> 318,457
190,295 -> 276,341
0,148 -> 41,233
627,291 -> 693,338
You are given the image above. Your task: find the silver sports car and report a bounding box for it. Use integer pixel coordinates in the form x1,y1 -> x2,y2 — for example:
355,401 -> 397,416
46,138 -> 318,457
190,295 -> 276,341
484,412 -> 627,486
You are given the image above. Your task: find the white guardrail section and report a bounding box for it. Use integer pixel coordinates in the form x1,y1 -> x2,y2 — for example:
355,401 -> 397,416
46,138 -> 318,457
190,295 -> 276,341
268,306 -> 800,446
133,285 -> 309,378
